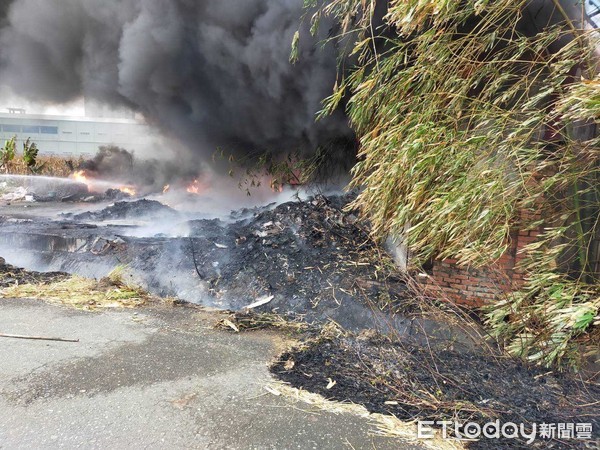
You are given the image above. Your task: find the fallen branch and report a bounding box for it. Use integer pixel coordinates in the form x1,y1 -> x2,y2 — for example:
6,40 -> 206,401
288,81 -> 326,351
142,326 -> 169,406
188,237 -> 205,280
0,333 -> 79,343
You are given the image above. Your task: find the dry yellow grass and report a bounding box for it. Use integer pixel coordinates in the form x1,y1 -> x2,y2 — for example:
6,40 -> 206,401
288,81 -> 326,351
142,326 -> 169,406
4,154 -> 81,177
267,382 -> 465,450
1,275 -> 157,310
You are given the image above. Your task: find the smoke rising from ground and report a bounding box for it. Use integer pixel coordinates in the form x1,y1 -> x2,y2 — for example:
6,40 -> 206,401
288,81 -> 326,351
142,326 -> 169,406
0,0 -> 351,163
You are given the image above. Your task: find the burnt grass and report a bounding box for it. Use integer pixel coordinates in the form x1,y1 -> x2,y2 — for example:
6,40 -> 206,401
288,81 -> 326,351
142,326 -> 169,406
272,334 -> 600,449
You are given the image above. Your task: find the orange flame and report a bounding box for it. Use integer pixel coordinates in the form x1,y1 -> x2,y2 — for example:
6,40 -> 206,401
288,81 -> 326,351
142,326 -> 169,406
71,170 -> 90,184
163,184 -> 171,194
186,179 -> 204,194
118,186 -> 137,196
71,170 -> 136,196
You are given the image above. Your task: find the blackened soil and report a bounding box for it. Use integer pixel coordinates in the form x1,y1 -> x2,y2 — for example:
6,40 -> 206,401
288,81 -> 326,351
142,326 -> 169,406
0,260 -> 69,288
272,335 -> 600,449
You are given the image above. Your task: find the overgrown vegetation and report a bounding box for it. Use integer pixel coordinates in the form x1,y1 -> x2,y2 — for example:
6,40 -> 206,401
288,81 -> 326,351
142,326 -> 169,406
218,137 -> 355,194
22,138 -> 43,174
0,135 -> 78,177
0,136 -> 16,173
298,0 -> 600,368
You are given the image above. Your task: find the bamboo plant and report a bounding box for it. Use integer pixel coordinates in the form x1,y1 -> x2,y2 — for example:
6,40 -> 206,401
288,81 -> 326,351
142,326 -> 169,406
297,0 -> 600,368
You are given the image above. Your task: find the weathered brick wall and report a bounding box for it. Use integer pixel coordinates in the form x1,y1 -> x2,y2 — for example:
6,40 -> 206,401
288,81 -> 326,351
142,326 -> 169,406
421,222 -> 542,308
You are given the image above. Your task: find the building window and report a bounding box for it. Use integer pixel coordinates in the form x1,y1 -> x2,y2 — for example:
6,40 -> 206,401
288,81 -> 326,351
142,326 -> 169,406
22,125 -> 40,134
2,124 -> 21,133
40,126 -> 59,134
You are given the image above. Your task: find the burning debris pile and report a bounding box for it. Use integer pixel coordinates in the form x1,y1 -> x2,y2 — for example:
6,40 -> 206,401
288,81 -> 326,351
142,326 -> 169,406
69,170 -> 137,200
185,194 -> 408,327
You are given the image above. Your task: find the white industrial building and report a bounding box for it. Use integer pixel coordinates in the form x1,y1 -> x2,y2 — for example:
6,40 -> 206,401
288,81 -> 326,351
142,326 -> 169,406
0,111 -> 154,158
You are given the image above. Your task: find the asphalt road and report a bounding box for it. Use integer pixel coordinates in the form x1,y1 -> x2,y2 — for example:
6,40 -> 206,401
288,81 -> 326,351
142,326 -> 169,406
0,298 -> 424,450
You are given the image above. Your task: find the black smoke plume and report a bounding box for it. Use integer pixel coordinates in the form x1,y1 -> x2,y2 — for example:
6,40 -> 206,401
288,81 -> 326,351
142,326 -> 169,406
0,0 -> 352,165
0,0 -> 585,175
79,145 -> 198,193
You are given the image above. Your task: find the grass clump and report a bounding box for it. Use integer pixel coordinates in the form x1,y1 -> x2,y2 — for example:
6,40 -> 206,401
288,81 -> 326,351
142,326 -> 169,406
1,271 -> 155,310
216,311 -> 311,334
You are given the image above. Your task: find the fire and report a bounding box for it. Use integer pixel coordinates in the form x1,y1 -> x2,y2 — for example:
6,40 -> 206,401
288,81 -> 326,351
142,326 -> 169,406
118,186 -> 137,196
70,169 -> 136,197
71,170 -> 90,184
163,184 -> 171,194
186,179 -> 203,194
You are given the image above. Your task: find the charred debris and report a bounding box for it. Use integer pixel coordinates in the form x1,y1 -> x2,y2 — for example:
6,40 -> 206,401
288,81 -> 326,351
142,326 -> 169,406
272,333 -> 600,450
1,193 -> 598,448
0,193 -> 409,329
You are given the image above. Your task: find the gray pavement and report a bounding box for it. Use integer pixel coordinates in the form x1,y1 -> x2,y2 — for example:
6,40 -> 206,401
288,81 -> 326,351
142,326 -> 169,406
0,298 -> 423,450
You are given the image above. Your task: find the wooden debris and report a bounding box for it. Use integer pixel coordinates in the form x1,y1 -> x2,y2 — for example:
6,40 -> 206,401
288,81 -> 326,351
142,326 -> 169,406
264,385 -> 282,396
221,319 -> 240,333
245,295 -> 274,310
0,332 -> 79,343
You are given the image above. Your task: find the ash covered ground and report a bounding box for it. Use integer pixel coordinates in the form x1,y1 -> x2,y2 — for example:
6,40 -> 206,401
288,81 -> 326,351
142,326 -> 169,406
66,199 -> 179,222
1,193 -> 598,450
0,193 -> 409,331
272,333 -> 600,449
0,257 -> 68,288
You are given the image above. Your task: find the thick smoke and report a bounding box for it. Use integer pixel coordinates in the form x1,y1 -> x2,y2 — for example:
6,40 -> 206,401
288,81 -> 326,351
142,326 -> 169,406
0,0 -> 587,172
0,0 -> 351,163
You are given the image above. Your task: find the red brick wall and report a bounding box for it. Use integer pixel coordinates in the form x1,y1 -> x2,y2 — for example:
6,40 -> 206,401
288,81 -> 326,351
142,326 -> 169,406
421,223 -> 541,308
